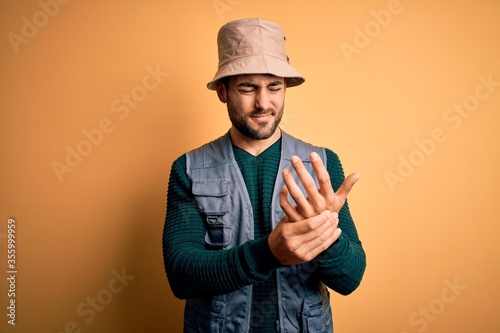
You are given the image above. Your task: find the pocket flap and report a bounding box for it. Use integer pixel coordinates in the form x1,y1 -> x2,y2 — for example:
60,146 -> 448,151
192,180 -> 230,197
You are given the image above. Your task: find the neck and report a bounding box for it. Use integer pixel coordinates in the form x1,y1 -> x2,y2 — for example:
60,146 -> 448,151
229,127 -> 282,156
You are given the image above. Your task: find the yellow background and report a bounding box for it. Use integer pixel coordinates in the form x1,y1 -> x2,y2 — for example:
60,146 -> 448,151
1,0 -> 499,332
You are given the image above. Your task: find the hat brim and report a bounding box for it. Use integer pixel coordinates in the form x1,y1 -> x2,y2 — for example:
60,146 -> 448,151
207,54 -> 305,90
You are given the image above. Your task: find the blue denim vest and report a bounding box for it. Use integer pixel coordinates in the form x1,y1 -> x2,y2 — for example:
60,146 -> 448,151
184,131 -> 333,333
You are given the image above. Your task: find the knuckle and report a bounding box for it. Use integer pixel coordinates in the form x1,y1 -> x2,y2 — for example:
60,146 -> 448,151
318,232 -> 328,244
286,238 -> 299,252
305,218 -> 316,230
303,177 -> 315,188
313,227 -> 324,240
321,173 -> 331,183
312,200 -> 326,213
279,201 -> 287,210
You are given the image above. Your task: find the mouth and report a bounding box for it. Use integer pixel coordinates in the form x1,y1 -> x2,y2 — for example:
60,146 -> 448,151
250,112 -> 274,122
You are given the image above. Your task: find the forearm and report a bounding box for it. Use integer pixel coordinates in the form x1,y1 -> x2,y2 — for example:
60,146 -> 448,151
313,203 -> 366,295
313,149 -> 366,294
165,231 -> 279,299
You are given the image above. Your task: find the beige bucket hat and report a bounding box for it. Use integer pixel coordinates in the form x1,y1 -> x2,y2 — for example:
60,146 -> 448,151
207,18 -> 305,90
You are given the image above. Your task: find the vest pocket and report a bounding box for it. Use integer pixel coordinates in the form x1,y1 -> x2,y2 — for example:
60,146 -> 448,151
192,179 -> 232,248
203,213 -> 232,247
184,299 -> 226,332
302,298 -> 328,333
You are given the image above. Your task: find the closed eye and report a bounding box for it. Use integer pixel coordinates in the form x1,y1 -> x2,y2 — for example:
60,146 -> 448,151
238,89 -> 255,94
236,80 -> 284,94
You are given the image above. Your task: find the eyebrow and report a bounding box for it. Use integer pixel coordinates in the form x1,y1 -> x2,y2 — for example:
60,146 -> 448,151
237,81 -> 284,88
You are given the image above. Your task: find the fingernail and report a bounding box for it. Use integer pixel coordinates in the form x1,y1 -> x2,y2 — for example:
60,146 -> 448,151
310,152 -> 318,161
291,156 -> 299,163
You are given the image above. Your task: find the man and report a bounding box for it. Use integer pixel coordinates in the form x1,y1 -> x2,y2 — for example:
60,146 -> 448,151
163,18 -> 366,332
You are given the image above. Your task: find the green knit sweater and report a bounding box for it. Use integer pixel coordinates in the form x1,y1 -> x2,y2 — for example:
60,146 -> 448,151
163,137 -> 366,332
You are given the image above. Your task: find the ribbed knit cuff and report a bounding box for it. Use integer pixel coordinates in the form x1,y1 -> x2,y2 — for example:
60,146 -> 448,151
239,237 -> 282,282
314,234 -> 348,263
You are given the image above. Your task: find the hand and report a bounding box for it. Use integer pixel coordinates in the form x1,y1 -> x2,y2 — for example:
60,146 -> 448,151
280,152 -> 360,222
268,152 -> 359,265
268,210 -> 340,265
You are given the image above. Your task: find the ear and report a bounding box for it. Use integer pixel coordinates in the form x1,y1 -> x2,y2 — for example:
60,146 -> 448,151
215,81 -> 227,103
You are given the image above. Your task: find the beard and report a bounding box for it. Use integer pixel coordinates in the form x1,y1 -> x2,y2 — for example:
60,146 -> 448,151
227,101 -> 284,140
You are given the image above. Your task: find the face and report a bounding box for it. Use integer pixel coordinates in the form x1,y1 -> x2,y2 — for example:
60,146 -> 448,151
217,74 -> 286,140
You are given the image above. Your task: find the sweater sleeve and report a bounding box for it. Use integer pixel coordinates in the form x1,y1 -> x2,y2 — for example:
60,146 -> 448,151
162,155 -> 281,299
313,149 -> 366,295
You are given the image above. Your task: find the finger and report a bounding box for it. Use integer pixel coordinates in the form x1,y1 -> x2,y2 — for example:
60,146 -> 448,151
289,156 -> 325,214
305,214 -> 341,256
309,152 -> 334,198
294,212 -> 341,261
309,213 -> 339,244
282,167 -> 316,218
279,186 -> 303,222
335,173 -> 361,203
277,211 -> 340,264
289,211 -> 338,241
308,227 -> 341,254
307,227 -> 342,258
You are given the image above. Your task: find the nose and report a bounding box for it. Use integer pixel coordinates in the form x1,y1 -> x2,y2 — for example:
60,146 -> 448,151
255,89 -> 271,110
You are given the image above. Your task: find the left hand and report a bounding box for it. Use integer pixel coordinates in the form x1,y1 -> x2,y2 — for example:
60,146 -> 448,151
279,152 -> 360,222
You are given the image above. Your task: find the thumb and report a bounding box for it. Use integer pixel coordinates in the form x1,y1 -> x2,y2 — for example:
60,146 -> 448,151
336,172 -> 360,199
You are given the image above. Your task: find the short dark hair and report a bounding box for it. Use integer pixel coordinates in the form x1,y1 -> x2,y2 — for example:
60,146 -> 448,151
218,76 -> 230,89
